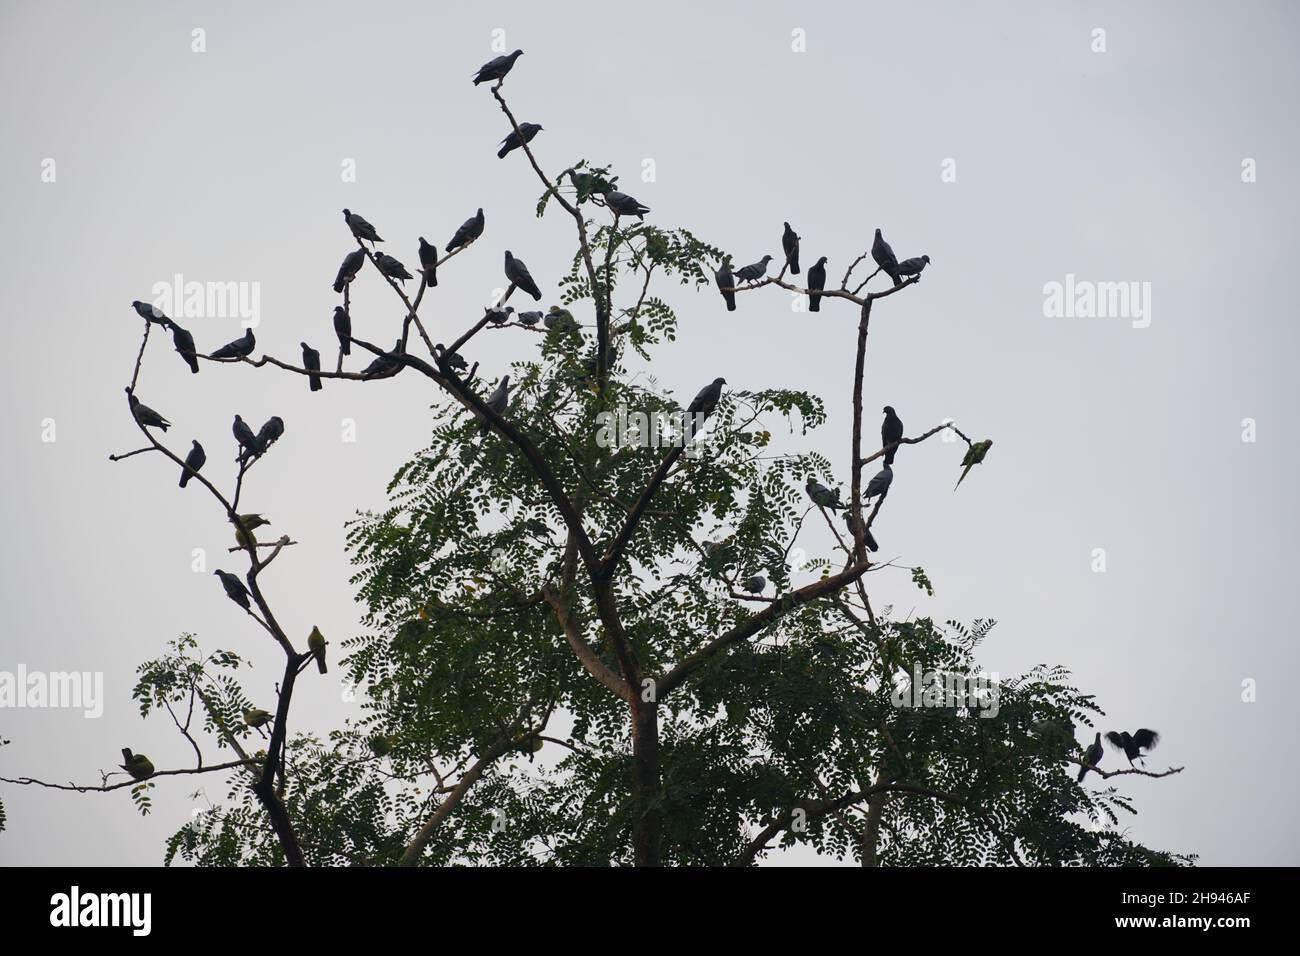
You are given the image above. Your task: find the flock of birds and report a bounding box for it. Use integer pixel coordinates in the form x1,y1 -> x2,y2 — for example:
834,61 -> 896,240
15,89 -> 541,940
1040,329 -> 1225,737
113,47 -> 1144,790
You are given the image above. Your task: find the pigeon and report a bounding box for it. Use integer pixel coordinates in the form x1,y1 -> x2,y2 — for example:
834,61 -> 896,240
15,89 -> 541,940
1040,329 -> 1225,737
343,208 -> 383,244
517,310 -> 543,326
545,305 -> 579,332
954,440 -> 993,491
714,262 -> 736,312
433,343 -> 468,372
498,123 -> 543,159
301,343 -> 322,391
487,304 -> 515,324
741,575 -> 766,594
806,257 -> 828,312
504,251 -> 543,301
872,228 -> 901,286
210,328 -> 255,361
242,708 -> 273,730
232,513 -> 270,549
374,252 -> 413,284
170,323 -> 200,373
479,375 -> 511,433
473,49 -> 523,85
882,406 -> 904,466
307,626 -> 328,673
602,190 -> 650,219
782,222 -> 800,274
701,539 -> 736,568
214,569 -> 251,611
255,416 -> 285,453
362,340 -> 405,379
119,749 -> 155,781
842,511 -> 879,552
131,300 -> 172,328
734,256 -> 773,284
1105,729 -> 1159,768
687,377 -> 726,419
1078,732 -> 1105,782
417,237 -> 439,287
126,390 -> 170,431
333,306 -> 352,356
179,440 -> 206,488
895,255 -> 930,278
333,249 -> 366,293
864,465 -> 894,502
446,208 -> 485,252
805,477 -> 844,510
232,414 -> 262,459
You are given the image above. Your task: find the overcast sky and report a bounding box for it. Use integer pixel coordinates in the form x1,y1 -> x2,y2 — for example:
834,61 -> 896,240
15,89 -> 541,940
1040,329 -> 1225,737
2,0 -> 1297,866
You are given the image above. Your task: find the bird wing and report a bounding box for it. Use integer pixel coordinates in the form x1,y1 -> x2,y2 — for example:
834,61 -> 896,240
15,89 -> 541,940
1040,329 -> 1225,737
1104,731 -> 1125,750
1133,729 -> 1159,750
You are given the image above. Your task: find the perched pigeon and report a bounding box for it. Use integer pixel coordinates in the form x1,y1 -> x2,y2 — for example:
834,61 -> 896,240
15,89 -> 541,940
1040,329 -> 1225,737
872,228 -> 901,286
374,251 -> 413,284
954,439 -> 993,491
895,255 -> 930,278
126,390 -> 170,431
307,626 -> 328,674
301,343 -> 322,391
417,237 -> 439,287
446,208 -> 485,252
545,305 -> 579,332
343,208 -> 383,244
864,464 -> 893,501
504,251 -> 543,301
210,328 -> 255,361
131,300 -> 172,328
602,190 -> 650,219
255,416 -> 285,453
479,375 -> 511,433
498,123 -> 542,159
882,406 -> 904,466
486,304 -> 515,324
687,377 -> 726,419
782,222 -> 800,275
741,575 -> 766,594
473,49 -> 523,86
119,749 -> 155,781
842,511 -> 879,552
1106,729 -> 1159,768
714,261 -> 737,312
333,306 -> 352,356
1078,732 -> 1105,782
806,477 -> 844,510
333,249 -> 366,293
434,343 -> 468,372
806,256 -> 828,312
517,310 -> 543,326
170,322 -> 200,374
734,256 -> 773,284
214,569 -> 251,611
232,414 -> 262,458
362,340 -> 405,379
179,440 -> 205,488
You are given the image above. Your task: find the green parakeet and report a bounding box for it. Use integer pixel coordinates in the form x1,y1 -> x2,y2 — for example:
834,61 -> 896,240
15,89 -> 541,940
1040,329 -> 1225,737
307,626 -> 327,674
954,439 -> 993,490
233,513 -> 270,548
119,748 -> 155,781
242,708 -> 273,729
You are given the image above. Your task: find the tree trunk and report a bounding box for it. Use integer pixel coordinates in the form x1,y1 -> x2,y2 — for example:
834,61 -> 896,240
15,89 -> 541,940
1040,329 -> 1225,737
630,701 -> 662,866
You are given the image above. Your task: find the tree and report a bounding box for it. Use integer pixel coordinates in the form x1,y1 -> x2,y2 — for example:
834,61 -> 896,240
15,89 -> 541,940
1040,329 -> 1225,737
0,56 -> 1188,867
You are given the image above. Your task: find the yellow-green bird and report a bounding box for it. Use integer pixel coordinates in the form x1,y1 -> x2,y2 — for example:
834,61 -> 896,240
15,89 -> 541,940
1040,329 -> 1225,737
232,513 -> 271,549
242,707 -> 273,729
307,625 -> 327,674
954,439 -> 993,491
119,748 -> 155,781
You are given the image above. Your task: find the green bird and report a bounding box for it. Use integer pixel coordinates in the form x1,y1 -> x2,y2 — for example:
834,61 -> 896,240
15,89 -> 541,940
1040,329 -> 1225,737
307,626 -> 328,674
242,707 -> 273,729
544,305 -> 579,333
232,513 -> 270,549
954,439 -> 993,491
119,748 -> 155,781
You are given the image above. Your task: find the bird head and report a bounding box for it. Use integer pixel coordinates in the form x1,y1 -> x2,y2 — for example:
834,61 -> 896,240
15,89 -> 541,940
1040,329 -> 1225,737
883,405 -> 895,415
922,255 -> 931,264
342,208 -> 351,217
761,255 -> 773,263
512,49 -> 524,58
715,377 -> 727,386
815,256 -> 828,266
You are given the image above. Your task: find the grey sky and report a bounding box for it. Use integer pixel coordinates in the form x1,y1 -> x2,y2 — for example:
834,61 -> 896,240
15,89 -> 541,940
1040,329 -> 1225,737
1,0 -> 1297,865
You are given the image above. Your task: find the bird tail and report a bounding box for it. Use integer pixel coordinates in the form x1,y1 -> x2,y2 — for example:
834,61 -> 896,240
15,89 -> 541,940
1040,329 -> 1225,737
497,144 -> 510,159
790,254 -> 800,275
340,340 -> 351,357
310,376 -> 322,392
180,471 -> 191,489
423,269 -> 438,287
333,278 -> 345,293
316,653 -> 328,675
809,294 -> 820,313
1077,765 -> 1088,783
724,291 -> 736,312
885,448 -> 896,466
